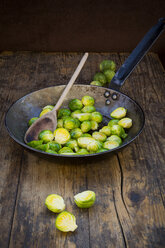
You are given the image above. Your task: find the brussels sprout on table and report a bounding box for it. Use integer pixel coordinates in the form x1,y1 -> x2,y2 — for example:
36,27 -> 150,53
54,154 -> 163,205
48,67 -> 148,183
110,107 -> 127,119
38,130 -> 54,143
69,99 -> 83,111
55,211 -> 78,232
74,190 -> 96,208
103,69 -> 115,83
82,95 -> 95,106
93,72 -> 107,85
118,117 -> 132,128
45,194 -> 65,213
28,117 -> 39,126
100,60 -> 116,72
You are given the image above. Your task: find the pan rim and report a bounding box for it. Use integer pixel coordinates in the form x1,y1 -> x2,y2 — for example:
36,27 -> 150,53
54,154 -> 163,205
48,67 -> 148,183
5,84 -> 145,158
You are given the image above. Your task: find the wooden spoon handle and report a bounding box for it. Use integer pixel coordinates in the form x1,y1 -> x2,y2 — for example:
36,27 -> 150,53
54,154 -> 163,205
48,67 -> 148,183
53,52 -> 89,111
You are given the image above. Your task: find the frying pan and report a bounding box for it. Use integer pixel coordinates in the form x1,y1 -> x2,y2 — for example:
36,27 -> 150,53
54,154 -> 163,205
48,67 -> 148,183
5,18 -> 165,158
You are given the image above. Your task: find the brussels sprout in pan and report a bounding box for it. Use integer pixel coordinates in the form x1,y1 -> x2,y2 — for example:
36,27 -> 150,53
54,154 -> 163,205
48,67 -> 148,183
111,125 -> 128,139
58,147 -> 74,154
91,120 -> 98,131
110,107 -> 127,119
66,139 -> 79,152
27,140 -> 43,148
81,95 -> 95,106
28,117 -> 39,126
103,140 -> 120,150
77,137 -> 95,148
91,112 -> 103,123
71,110 -> 82,118
70,128 -> 83,139
58,108 -> 71,118
36,144 -> 49,151
57,119 -> 63,128
81,105 -> 96,113
108,119 -> 119,128
69,99 -> 83,111
39,108 -> 51,117
106,135 -> 122,145
76,148 -> 89,155
81,121 -> 91,133
46,149 -> 58,154
80,133 -> 92,138
38,130 -> 54,143
90,81 -> 102,86
43,105 -> 54,111
54,128 -> 70,144
63,117 -> 76,130
92,132 -> 107,142
74,113 -> 91,122
99,126 -> 111,136
118,117 -> 132,128
47,141 -> 61,152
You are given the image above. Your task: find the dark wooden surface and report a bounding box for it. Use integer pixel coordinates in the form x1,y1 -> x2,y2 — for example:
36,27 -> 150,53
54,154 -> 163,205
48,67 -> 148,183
0,52 -> 165,248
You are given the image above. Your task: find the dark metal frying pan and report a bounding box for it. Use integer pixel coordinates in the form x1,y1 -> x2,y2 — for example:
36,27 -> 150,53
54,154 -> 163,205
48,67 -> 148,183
5,18 -> 165,158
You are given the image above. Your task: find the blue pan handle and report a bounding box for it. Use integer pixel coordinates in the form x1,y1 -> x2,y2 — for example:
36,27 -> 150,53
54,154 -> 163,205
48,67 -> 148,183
110,18 -> 165,91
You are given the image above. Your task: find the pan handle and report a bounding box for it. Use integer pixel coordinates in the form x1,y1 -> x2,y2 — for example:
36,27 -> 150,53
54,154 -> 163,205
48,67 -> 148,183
110,18 -> 165,91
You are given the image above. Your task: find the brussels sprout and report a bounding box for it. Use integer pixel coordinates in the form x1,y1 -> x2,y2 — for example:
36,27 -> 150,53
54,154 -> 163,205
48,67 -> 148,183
63,117 -> 76,130
77,137 -> 95,148
58,147 -> 74,154
74,190 -> 96,208
69,99 -> 83,111
111,125 -> 128,139
108,119 -> 119,127
27,140 -> 43,148
96,148 -> 109,153
87,140 -> 100,152
46,149 -> 58,154
81,133 -> 92,137
39,108 -> 51,117
45,194 -> 65,213
71,110 -> 82,118
81,105 -> 96,113
91,112 -> 103,123
103,140 -> 120,150
118,117 -> 132,128
58,108 -> 71,118
91,120 -> 99,130
57,119 -> 63,128
66,139 -> 79,152
36,144 -> 49,151
43,105 -> 54,111
107,135 -> 122,145
81,121 -> 91,133
90,81 -> 102,86
81,96 -> 95,106
70,128 -> 83,139
92,132 -> 107,142
93,72 -> 107,85
99,126 -> 111,136
100,60 -> 116,72
74,113 -> 91,122
103,69 -> 115,83
76,148 -> 89,155
74,118 -> 81,128
47,141 -> 61,152
55,211 -> 78,232
28,117 -> 39,126
110,107 -> 127,119
38,130 -> 54,143
54,128 -> 70,144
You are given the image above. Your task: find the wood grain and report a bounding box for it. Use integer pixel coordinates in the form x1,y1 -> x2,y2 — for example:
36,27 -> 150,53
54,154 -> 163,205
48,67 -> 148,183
0,52 -> 164,248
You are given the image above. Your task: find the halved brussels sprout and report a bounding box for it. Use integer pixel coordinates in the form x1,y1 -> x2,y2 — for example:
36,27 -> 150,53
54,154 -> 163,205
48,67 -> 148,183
38,130 -> 54,143
107,135 -> 122,145
111,125 -> 128,139
54,128 -> 70,144
99,126 -> 111,136
118,117 -> 132,128
63,117 -> 76,130
87,140 -> 100,152
74,113 -> 91,122
58,147 -> 74,154
45,194 -> 65,213
43,105 -> 54,111
100,60 -> 116,72
92,132 -> 107,142
103,140 -> 120,150
108,119 -> 119,127
28,117 -> 39,126
36,144 -> 49,151
57,119 -> 63,128
27,140 -> 43,148
103,69 -> 115,83
70,128 -> 83,139
81,133 -> 92,137
91,112 -> 103,123
81,105 -> 96,113
39,108 -> 51,117
110,107 -> 127,119
46,149 -> 58,154
90,81 -> 102,86
74,190 -> 96,208
55,211 -> 78,232
81,96 -> 95,106
77,137 -> 95,148
91,120 -> 98,130
81,121 -> 91,133
93,72 -> 107,85
47,141 -> 61,152
66,139 -> 79,152
71,110 -> 82,118
69,99 -> 83,111
57,108 -> 71,118
96,148 -> 109,153
76,148 -> 89,155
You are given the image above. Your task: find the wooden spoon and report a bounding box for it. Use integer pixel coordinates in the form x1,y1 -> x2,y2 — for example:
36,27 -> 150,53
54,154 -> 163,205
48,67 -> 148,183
24,52 -> 89,143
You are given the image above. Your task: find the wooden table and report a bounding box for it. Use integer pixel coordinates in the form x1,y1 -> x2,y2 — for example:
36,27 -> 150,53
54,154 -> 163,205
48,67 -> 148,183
0,52 -> 165,248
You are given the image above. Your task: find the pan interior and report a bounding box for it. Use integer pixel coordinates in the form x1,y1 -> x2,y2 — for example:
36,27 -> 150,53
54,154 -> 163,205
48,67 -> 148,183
5,85 -> 144,153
